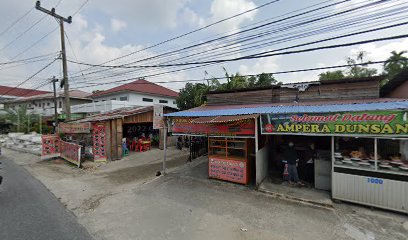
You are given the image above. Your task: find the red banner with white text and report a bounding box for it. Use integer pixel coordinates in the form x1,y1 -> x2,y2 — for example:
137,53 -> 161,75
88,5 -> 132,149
171,118 -> 255,137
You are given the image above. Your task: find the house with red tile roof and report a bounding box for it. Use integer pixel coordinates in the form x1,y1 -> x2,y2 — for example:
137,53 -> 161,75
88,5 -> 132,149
90,79 -> 179,109
3,90 -> 92,117
0,85 -> 50,101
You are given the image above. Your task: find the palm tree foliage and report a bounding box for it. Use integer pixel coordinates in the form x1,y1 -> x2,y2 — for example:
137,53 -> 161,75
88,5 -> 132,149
382,50 -> 408,86
3,105 -> 39,133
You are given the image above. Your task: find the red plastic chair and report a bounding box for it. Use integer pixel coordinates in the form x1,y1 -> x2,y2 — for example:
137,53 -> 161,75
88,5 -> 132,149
130,140 -> 136,151
134,140 -> 140,152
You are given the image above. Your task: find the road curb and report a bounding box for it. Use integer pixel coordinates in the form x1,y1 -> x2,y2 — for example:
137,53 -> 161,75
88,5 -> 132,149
258,188 -> 334,211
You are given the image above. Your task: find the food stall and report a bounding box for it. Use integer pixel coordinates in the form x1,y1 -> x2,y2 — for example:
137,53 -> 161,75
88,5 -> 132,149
208,138 -> 251,184
170,115 -> 257,185
261,110 -> 408,213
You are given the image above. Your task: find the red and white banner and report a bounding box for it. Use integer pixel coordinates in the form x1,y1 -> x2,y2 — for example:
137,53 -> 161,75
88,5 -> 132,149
60,141 -> 81,167
92,123 -> 107,162
41,134 -> 82,167
171,118 -> 255,137
41,135 -> 61,160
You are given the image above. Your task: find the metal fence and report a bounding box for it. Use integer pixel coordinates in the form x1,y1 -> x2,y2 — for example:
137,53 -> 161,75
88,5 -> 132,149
189,137 -> 208,161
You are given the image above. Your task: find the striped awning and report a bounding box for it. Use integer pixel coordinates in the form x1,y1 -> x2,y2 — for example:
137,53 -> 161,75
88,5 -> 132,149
191,114 -> 259,124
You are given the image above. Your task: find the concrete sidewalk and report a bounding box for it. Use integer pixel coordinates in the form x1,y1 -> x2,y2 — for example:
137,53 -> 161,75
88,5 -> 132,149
258,180 -> 333,209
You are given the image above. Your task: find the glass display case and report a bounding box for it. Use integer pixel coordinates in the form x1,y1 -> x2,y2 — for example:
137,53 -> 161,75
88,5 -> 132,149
333,137 -> 408,175
209,138 -> 247,161
377,138 -> 408,174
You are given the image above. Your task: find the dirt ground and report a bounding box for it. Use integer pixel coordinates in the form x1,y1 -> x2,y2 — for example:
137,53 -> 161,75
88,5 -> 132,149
3,148 -> 408,240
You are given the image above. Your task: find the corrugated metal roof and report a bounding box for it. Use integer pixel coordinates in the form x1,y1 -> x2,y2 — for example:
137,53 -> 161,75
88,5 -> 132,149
76,106 -> 153,122
191,114 -> 258,124
165,99 -> 408,117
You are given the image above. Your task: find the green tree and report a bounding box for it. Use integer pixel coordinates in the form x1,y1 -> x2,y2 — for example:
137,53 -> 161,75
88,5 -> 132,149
382,50 -> 408,86
319,70 -> 345,81
318,51 -> 377,80
176,82 -> 210,110
346,51 -> 377,78
176,69 -> 279,110
4,105 -> 38,133
256,73 -> 279,86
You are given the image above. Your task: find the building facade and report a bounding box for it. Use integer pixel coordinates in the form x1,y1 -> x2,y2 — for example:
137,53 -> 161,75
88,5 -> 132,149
3,90 -> 92,117
166,75 -> 408,213
90,79 -> 178,110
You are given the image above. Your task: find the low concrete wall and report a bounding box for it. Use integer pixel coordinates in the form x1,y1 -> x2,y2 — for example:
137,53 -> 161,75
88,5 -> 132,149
256,145 -> 269,187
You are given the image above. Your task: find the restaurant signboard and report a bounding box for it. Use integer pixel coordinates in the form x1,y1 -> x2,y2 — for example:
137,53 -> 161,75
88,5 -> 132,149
260,110 -> 408,136
58,122 -> 91,134
153,104 -> 164,129
209,158 -> 248,184
170,118 -> 255,137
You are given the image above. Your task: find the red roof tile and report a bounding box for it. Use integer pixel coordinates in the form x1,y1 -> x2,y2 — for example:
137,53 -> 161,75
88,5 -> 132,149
91,79 -> 179,98
0,85 -> 50,97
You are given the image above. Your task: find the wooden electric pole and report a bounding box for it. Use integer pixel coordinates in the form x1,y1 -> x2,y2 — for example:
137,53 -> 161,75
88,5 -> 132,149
51,76 -> 59,132
35,1 -> 72,120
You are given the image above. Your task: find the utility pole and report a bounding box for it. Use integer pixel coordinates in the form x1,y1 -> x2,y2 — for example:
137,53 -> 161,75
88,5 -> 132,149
35,1 -> 72,120
39,114 -> 42,134
51,76 -> 59,133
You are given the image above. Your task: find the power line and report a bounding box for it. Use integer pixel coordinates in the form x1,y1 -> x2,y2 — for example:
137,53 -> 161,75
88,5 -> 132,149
119,0 -> 388,67
68,33 -> 408,69
68,3 -> 400,85
72,0 -> 90,16
64,30 -> 87,86
6,0 -> 79,60
71,10 -> 405,88
72,60 -> 387,89
69,0 -> 337,78
0,52 -> 58,65
0,8 -> 34,38
73,0 -> 281,74
158,4 -> 408,66
0,15 -> 48,53
10,27 -> 59,61
68,0 -> 383,80
0,58 -> 58,99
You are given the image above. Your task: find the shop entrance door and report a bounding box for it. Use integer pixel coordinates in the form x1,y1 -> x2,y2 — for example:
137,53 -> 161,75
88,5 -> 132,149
267,135 -> 332,188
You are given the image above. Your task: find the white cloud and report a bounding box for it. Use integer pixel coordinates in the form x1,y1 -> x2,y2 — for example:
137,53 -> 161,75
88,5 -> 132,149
98,0 -> 190,29
349,39 -> 408,62
208,0 -> 258,33
181,8 -> 205,28
73,14 -> 88,31
239,56 -> 280,75
110,18 -> 127,32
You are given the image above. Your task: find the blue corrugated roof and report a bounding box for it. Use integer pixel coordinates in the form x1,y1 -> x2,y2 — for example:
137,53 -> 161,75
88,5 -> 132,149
165,100 -> 408,117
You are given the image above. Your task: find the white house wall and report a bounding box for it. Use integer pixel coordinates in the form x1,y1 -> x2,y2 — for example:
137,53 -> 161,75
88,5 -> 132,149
8,98 -> 91,116
92,92 -> 178,108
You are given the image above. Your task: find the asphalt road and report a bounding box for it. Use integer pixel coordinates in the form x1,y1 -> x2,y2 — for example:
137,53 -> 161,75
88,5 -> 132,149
0,156 -> 93,240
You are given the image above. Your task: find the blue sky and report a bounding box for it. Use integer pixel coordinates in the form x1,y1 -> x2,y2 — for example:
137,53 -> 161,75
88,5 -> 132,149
0,0 -> 407,93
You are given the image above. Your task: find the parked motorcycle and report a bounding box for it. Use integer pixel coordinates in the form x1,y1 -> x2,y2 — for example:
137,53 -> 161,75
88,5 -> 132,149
0,146 -> 3,185
0,161 -> 3,186
176,136 -> 183,150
